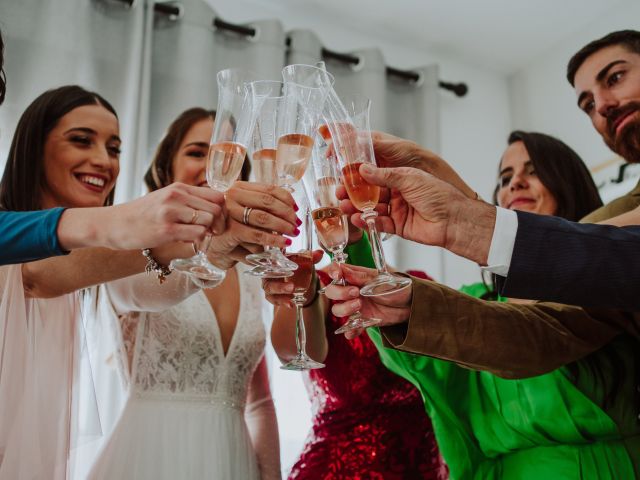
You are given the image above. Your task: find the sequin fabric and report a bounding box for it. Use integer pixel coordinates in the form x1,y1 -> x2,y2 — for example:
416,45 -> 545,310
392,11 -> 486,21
288,271 -> 448,480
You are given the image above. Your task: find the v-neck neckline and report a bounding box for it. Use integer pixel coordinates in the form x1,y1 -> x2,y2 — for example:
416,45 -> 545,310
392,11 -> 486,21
200,266 -> 244,363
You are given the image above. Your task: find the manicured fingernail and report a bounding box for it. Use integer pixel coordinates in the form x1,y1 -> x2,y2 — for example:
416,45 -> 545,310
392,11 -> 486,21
360,164 -> 374,174
285,238 -> 292,246
293,228 -> 300,236
293,203 -> 299,212
296,217 -> 302,226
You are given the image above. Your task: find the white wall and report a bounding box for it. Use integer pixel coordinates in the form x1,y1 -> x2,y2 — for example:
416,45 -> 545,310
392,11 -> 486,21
508,0 -> 640,172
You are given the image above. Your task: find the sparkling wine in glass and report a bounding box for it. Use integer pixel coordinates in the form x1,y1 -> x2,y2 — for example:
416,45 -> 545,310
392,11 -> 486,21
171,69 -> 261,286
277,64 -> 334,191
304,147 -> 381,333
324,94 -> 411,297
281,186 -> 325,371
244,80 -> 298,278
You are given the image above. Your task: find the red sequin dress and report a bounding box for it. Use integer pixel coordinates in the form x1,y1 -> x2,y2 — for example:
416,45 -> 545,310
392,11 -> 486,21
288,271 -> 447,480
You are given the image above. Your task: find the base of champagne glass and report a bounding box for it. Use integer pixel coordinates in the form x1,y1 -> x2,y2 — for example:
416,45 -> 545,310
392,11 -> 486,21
244,265 -> 294,278
359,272 -> 412,297
334,314 -> 381,334
246,249 -> 298,270
170,254 -> 225,287
280,353 -> 325,371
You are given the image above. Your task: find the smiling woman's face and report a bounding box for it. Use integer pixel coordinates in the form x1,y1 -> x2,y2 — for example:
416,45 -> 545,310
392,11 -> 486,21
496,140 -> 558,216
41,104 -> 120,209
171,117 -> 214,187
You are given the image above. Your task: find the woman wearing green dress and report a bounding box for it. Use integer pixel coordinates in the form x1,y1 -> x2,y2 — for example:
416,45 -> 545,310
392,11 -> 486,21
343,131 -> 639,479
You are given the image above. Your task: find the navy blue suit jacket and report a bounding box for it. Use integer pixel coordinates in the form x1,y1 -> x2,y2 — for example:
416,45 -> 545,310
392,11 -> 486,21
0,208 -> 67,265
497,210 -> 640,311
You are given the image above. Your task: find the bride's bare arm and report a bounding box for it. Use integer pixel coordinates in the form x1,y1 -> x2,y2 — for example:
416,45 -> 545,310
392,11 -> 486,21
21,242 -> 192,298
245,356 -> 281,480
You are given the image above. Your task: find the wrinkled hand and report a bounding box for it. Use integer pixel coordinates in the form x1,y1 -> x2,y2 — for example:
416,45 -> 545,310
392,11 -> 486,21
341,165 -> 453,247
261,250 -> 324,307
324,263 -> 412,339
338,165 -> 496,264
107,183 -> 226,249
371,131 -> 475,198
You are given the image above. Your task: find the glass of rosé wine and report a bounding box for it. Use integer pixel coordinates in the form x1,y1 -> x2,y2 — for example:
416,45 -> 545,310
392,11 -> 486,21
280,184 -> 325,371
171,69 -> 262,287
277,64 -> 334,192
323,94 -> 411,297
304,143 -> 381,333
244,80 -> 299,278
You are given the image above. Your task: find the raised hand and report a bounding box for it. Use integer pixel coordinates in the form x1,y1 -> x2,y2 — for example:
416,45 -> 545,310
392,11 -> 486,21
207,181 -> 300,269
337,164 -> 496,265
324,263 -> 412,338
58,182 -> 227,251
261,250 -> 324,307
370,131 -> 475,198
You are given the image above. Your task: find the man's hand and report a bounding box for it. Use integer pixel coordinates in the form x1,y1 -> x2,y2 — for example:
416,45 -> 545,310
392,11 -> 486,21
324,263 -> 412,339
58,183 -> 227,251
371,131 -> 476,199
339,165 -> 496,265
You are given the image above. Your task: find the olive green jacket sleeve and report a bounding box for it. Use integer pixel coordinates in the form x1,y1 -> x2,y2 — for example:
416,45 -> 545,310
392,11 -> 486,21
379,276 -> 639,379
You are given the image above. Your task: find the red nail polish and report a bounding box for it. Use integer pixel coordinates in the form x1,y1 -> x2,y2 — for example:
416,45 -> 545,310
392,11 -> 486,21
293,228 -> 300,236
285,238 -> 292,246
296,217 -> 302,226
293,203 -> 299,212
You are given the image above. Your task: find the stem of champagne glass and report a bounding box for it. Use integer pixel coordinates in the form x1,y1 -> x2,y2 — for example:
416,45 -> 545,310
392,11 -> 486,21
293,294 -> 307,357
361,210 -> 389,275
195,233 -> 212,254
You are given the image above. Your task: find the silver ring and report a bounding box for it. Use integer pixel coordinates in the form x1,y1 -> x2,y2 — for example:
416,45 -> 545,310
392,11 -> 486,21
242,207 -> 253,225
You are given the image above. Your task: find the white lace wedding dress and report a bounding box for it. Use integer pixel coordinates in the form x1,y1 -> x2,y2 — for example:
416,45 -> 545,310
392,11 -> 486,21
85,265 -> 269,480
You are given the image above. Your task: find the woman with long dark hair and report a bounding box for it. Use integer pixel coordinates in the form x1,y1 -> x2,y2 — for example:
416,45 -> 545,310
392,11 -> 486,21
0,89 -> 293,479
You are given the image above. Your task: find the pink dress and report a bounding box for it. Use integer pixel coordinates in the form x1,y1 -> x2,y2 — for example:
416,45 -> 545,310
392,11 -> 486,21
288,271 -> 447,480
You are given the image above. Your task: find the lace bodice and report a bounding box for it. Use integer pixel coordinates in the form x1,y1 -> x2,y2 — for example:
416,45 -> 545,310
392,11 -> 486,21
111,267 -> 266,408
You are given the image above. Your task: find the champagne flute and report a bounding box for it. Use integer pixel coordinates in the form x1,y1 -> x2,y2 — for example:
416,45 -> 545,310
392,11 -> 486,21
304,143 -> 381,334
324,94 -> 411,297
244,80 -> 298,278
170,69 -> 261,286
280,183 -> 325,371
277,64 -> 334,192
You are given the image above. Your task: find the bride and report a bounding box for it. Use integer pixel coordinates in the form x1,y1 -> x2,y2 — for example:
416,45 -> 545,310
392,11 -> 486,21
85,107 -> 287,480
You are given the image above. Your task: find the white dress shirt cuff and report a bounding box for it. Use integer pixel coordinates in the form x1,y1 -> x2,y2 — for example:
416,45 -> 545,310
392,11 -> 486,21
481,207 -> 518,277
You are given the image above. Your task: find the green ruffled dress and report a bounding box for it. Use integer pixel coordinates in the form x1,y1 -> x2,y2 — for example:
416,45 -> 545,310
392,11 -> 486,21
347,235 -> 639,479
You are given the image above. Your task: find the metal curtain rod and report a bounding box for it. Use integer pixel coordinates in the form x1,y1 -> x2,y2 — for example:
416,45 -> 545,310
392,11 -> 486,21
108,6 -> 469,97
322,47 -> 468,97
109,0 -> 181,16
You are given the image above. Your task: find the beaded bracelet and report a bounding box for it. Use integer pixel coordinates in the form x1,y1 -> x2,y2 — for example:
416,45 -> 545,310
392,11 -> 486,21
142,248 -> 172,284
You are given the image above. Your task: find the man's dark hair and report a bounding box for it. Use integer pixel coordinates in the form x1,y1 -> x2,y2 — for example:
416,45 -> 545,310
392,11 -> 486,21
567,30 -> 640,86
0,29 -> 6,105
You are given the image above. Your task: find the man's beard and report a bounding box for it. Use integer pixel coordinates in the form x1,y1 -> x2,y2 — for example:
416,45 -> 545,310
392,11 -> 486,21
604,102 -> 640,163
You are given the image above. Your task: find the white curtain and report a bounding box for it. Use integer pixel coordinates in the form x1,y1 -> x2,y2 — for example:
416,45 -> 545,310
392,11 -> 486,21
146,0 -> 286,187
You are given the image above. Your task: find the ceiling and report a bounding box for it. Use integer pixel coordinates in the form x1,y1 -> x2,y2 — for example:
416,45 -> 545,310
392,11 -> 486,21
232,0 -> 628,74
